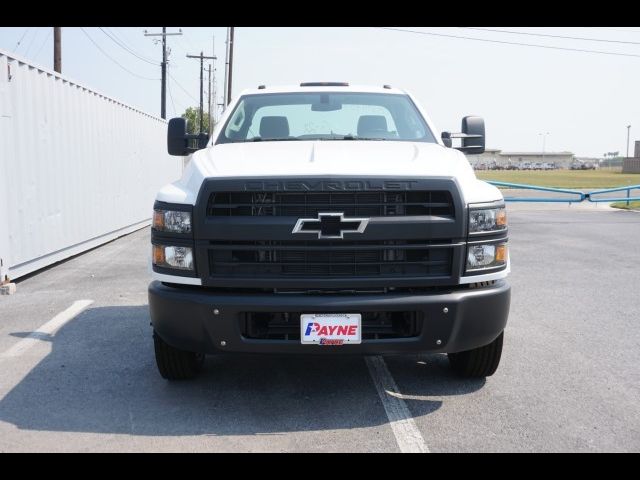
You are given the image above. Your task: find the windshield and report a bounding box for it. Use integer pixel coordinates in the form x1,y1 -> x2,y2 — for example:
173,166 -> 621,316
217,92 -> 437,144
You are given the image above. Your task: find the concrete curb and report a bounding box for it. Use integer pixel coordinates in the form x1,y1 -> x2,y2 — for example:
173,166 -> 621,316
0,283 -> 17,295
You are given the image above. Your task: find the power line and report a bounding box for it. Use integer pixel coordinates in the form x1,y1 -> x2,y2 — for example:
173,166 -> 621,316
173,34 -> 191,56
167,71 -> 199,103
80,28 -> 159,80
23,27 -> 41,57
14,27 -> 31,52
180,29 -> 199,52
98,27 -> 157,65
591,27 -> 640,34
106,27 -> 157,63
376,27 -> 640,59
33,29 -> 52,61
167,67 -> 178,117
460,27 -> 640,46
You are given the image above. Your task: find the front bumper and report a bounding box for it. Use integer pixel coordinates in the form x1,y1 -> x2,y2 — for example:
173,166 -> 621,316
149,280 -> 510,355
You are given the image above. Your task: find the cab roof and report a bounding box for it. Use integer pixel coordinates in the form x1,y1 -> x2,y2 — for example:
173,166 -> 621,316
237,83 -> 407,96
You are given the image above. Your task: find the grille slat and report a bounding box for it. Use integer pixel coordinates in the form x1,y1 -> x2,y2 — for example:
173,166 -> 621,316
208,240 -> 452,278
210,260 -> 450,267
207,191 -> 454,217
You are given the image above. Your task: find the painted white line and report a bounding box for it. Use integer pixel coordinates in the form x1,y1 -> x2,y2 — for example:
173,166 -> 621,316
365,355 -> 429,453
1,300 -> 93,358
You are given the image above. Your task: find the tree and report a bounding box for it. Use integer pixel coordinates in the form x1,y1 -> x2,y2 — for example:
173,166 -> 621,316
181,107 -> 211,135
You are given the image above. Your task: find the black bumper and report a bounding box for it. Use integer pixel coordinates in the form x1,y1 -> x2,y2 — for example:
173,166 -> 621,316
149,280 -> 510,355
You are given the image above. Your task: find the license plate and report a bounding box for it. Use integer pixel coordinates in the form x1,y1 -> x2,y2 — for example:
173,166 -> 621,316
300,313 -> 362,345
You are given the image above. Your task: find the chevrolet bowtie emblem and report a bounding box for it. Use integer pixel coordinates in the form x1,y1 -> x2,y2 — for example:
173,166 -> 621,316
292,212 -> 370,239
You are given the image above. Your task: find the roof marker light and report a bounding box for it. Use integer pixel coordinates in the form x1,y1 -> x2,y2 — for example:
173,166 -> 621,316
300,82 -> 349,87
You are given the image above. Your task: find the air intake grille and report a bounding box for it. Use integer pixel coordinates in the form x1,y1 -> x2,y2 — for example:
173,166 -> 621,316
208,241 -> 453,278
207,191 -> 454,217
241,311 -> 423,340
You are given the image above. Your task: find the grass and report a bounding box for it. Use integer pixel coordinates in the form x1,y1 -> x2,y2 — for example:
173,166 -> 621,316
475,169 -> 640,189
610,201 -> 640,210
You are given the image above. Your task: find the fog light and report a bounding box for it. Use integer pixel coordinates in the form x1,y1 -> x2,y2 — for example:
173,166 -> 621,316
466,243 -> 507,272
152,245 -> 194,271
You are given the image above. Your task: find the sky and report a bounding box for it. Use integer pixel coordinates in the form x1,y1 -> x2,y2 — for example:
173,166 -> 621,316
1,26 -> 639,157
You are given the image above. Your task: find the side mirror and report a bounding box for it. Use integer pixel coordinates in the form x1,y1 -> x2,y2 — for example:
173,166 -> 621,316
167,117 -> 189,156
167,117 -> 210,156
460,116 -> 485,155
441,116 -> 485,155
441,131 -> 452,148
196,132 -> 210,149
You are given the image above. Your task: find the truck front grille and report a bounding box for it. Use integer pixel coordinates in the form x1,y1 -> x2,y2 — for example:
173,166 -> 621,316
241,311 -> 423,340
207,191 -> 454,217
208,240 -> 453,278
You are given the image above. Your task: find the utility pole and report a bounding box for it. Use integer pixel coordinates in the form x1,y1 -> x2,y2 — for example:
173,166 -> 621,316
53,27 -> 61,73
539,132 -> 549,163
627,125 -> 632,157
212,34 -> 217,128
161,28 -> 167,120
144,28 -> 182,119
227,27 -> 235,106
223,28 -> 230,108
187,51 -> 217,133
207,64 -> 212,135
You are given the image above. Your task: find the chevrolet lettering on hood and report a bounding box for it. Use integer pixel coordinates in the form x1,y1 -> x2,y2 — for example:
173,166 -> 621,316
243,180 -> 419,191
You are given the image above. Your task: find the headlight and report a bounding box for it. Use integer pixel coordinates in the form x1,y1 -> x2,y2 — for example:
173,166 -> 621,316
466,242 -> 508,271
153,245 -> 194,270
153,209 -> 192,234
469,207 -> 507,234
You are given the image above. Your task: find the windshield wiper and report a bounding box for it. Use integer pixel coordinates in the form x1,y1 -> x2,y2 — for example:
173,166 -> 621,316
247,137 -> 300,142
322,135 -> 387,141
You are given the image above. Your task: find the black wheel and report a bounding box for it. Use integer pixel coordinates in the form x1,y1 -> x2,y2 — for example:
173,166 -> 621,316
447,331 -> 504,378
153,331 -> 205,380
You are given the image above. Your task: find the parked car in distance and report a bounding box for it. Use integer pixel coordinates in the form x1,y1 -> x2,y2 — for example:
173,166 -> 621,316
520,162 -> 532,170
542,162 -> 556,170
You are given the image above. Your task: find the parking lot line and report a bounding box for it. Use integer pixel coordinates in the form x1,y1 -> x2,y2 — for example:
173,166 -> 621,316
1,300 -> 94,358
365,356 -> 429,453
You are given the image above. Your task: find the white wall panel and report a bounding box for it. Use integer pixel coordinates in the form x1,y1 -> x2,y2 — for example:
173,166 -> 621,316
0,49 -> 183,280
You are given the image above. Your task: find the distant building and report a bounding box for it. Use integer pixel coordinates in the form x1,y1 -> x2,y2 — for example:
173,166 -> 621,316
469,149 -> 501,165
622,140 -> 640,173
466,149 -> 575,169
499,151 -> 575,168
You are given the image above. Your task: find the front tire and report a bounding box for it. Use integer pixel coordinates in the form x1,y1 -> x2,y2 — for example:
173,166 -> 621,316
447,331 -> 503,378
153,331 -> 205,380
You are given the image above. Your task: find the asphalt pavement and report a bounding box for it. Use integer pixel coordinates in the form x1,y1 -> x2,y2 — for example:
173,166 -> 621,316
0,204 -> 639,452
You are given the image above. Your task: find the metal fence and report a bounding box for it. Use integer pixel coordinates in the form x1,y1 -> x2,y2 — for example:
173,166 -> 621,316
0,49 -> 183,281
488,181 -> 640,205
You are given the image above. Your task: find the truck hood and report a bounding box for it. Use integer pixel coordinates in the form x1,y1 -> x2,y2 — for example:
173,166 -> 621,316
195,141 -> 471,178
159,141 -> 503,205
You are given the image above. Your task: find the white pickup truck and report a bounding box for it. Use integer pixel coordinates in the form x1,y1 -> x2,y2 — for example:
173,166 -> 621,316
149,83 -> 510,380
